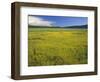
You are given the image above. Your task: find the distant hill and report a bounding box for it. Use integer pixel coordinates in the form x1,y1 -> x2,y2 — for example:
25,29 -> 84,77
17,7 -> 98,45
29,25 -> 88,29
28,25 -> 59,28
63,25 -> 88,29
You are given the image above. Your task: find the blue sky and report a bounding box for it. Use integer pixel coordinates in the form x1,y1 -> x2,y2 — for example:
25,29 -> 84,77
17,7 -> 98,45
28,15 -> 88,27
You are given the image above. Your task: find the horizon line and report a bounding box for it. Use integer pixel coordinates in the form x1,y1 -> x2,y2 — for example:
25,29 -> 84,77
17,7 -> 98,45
28,24 -> 88,27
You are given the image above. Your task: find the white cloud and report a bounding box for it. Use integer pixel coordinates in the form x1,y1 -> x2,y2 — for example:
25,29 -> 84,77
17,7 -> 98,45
28,16 -> 54,27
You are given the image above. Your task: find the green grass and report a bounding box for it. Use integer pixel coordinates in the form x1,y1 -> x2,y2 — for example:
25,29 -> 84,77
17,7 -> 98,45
28,27 -> 88,66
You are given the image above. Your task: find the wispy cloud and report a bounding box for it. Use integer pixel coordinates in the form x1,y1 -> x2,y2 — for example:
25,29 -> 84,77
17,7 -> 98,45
28,16 -> 54,27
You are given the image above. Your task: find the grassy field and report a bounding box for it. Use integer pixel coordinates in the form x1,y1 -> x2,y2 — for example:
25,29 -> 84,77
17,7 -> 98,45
28,27 -> 88,66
